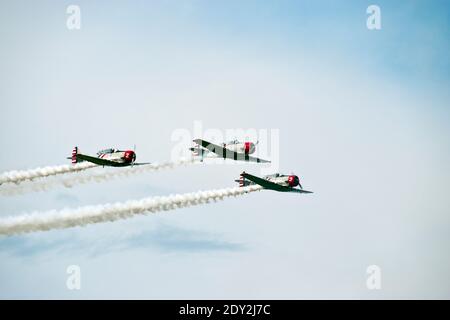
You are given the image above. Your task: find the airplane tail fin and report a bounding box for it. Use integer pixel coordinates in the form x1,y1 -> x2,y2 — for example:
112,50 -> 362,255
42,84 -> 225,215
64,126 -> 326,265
71,146 -> 78,164
190,143 -> 209,160
235,172 -> 251,187
67,146 -> 80,164
189,147 -> 200,156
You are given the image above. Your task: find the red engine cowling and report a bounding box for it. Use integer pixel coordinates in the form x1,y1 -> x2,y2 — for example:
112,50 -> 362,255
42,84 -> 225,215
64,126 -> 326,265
287,175 -> 300,187
244,142 -> 255,154
124,150 -> 136,163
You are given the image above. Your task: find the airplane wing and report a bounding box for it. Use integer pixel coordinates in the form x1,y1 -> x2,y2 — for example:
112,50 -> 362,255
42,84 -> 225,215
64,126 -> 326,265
193,139 -> 227,157
71,154 -> 151,167
285,188 -> 314,194
193,139 -> 271,163
244,154 -> 271,164
241,172 -> 313,193
75,154 -> 131,167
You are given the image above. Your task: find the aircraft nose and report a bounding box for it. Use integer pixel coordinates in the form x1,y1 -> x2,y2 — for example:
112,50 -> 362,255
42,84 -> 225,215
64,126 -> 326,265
244,142 -> 250,154
288,175 -> 299,187
124,151 -> 135,162
244,142 -> 255,154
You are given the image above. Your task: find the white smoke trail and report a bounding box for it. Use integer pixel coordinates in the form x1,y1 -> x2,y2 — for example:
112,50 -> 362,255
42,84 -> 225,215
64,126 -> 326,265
0,185 -> 262,236
0,159 -> 199,196
57,159 -> 199,187
0,162 -> 97,185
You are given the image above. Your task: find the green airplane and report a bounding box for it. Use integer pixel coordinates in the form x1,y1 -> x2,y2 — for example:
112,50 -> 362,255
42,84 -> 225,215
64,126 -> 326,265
68,146 -> 150,167
191,138 -> 270,163
236,171 -> 313,194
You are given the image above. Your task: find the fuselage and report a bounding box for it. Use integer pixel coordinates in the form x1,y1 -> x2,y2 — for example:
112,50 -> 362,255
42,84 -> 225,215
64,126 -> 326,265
262,173 -> 300,187
97,149 -> 136,164
238,173 -> 301,188
191,140 -> 256,157
222,141 -> 256,155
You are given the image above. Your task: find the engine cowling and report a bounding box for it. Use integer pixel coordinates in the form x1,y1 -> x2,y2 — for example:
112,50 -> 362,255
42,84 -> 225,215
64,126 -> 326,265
287,175 -> 300,187
124,150 -> 136,163
244,142 -> 255,154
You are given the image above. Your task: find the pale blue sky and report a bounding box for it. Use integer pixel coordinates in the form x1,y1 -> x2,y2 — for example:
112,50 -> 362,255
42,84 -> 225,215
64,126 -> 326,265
0,0 -> 449,298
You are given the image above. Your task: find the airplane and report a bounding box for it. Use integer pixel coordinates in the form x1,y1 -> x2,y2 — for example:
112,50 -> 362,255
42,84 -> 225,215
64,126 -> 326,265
68,146 -> 150,167
236,171 -> 313,193
190,138 -> 270,163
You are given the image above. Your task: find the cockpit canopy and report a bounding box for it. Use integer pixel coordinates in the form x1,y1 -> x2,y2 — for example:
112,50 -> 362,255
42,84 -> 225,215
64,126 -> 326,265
265,173 -> 281,179
97,148 -> 116,155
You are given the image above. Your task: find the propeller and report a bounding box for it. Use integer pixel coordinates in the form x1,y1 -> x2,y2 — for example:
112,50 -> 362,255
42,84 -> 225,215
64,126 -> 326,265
296,175 -> 303,189
131,144 -> 137,165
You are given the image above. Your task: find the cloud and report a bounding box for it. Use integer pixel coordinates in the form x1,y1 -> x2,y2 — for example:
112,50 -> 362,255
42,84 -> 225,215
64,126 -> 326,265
0,222 -> 246,259
120,223 -> 246,253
